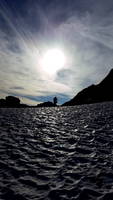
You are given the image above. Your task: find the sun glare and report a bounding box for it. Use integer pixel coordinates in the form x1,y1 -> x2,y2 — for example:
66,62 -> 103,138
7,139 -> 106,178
41,49 -> 66,74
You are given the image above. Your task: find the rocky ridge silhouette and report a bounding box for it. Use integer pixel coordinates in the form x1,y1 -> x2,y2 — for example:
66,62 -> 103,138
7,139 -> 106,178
63,69 -> 113,106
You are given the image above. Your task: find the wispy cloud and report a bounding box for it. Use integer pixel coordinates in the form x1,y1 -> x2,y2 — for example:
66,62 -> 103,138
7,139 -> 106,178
0,0 -> 113,104
10,86 -> 24,90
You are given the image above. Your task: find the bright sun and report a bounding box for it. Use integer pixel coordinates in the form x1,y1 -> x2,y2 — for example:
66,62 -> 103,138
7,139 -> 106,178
41,49 -> 65,74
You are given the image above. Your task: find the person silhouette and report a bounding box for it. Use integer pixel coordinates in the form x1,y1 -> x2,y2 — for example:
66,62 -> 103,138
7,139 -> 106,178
53,96 -> 57,106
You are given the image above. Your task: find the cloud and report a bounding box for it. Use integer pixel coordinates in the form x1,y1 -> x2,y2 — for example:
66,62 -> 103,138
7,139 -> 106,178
53,0 -> 113,91
0,0 -> 113,104
1,89 -> 70,105
10,86 -> 24,90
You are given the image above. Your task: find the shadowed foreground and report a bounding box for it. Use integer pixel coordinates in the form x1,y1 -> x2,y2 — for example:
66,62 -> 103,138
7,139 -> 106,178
0,102 -> 113,200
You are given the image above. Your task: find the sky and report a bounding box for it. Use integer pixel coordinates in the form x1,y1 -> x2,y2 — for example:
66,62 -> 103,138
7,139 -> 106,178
0,0 -> 113,105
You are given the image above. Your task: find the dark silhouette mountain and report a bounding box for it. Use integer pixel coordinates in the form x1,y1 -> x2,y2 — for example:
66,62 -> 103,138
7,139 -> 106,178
0,96 -> 20,107
0,96 -> 29,108
37,101 -> 54,107
6,96 -> 20,107
0,96 -> 58,108
63,69 -> 113,106
37,97 -> 58,107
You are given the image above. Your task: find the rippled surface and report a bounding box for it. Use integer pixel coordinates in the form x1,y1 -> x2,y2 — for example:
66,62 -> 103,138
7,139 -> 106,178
1,102 -> 113,200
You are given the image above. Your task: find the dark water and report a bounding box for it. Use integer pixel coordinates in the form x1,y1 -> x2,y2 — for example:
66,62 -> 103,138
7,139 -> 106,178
1,102 -> 113,200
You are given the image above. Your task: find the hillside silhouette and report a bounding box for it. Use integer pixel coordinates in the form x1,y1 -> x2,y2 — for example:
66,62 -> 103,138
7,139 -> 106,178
37,97 -> 58,107
1,69 -> 113,108
0,96 -> 28,108
63,69 -> 113,106
37,101 -> 54,107
0,96 -> 58,108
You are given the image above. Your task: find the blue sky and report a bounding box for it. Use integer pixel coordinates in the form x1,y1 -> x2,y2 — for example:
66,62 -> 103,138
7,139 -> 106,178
0,0 -> 113,105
